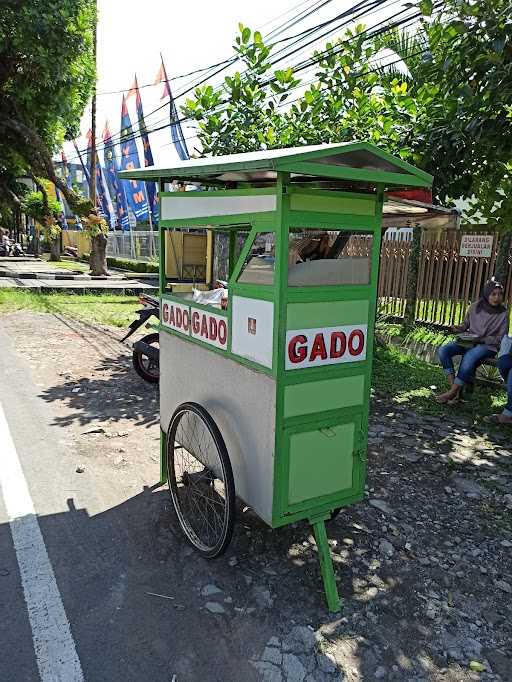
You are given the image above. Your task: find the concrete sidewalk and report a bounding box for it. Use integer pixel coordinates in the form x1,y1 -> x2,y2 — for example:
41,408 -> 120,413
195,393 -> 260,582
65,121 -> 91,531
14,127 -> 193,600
0,277 -> 156,293
0,257 -> 157,292
0,257 -> 156,280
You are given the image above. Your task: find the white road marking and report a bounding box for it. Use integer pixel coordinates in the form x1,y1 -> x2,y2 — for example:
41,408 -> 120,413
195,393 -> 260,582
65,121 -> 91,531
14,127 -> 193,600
0,402 -> 84,682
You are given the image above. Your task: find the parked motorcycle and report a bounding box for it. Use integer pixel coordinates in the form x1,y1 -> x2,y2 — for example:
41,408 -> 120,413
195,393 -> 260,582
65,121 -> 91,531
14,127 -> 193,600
11,242 -> 25,256
122,293 -> 160,383
0,239 -> 25,256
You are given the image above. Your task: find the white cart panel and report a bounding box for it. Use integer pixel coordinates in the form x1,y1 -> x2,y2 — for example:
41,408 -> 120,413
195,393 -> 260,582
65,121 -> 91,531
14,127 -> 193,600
160,332 -> 277,525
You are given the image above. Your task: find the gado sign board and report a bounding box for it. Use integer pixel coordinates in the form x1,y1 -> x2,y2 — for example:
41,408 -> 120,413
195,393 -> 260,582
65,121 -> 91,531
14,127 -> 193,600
459,235 -> 493,258
161,299 -> 228,350
286,324 -> 368,370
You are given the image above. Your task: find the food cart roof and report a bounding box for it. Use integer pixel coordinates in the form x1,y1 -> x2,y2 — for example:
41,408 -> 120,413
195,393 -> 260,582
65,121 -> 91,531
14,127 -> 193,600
118,142 -> 433,188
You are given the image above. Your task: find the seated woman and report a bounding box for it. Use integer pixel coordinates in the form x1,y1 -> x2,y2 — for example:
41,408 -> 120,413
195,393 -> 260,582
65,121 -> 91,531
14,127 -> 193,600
436,279 -> 508,404
485,333 -> 512,425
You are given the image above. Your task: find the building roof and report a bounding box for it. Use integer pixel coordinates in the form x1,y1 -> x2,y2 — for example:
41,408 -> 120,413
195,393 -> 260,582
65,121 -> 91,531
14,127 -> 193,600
118,141 -> 433,189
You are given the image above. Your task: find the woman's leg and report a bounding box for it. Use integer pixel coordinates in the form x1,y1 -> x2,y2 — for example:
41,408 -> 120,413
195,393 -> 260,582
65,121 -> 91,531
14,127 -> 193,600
455,344 -> 496,386
498,355 -> 512,419
436,344 -> 494,404
438,342 -> 466,385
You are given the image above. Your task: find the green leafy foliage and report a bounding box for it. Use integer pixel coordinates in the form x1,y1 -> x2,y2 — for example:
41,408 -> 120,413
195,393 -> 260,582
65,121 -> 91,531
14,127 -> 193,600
183,1 -> 511,231
23,191 -> 62,224
22,187 -> 63,240
0,0 -> 95,212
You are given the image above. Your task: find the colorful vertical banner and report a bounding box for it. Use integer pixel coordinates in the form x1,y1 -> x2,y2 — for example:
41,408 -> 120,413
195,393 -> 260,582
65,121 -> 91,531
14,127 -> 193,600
127,75 -> 158,223
154,57 -> 189,161
96,157 -> 117,230
103,121 -> 130,230
119,95 -> 149,221
72,138 -> 115,228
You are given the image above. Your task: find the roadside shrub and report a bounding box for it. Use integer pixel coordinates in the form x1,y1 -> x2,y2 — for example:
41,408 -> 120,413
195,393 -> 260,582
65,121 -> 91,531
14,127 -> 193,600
81,254 -> 158,273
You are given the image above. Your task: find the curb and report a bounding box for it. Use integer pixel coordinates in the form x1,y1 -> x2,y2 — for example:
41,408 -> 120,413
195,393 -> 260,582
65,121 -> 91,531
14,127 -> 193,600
0,270 -> 157,282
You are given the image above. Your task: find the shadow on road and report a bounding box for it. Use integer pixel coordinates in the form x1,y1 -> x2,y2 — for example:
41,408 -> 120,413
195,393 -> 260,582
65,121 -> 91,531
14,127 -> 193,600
38,350 -> 159,430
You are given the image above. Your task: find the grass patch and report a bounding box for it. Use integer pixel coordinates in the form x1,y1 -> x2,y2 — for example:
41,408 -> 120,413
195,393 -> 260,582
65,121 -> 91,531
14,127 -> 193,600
378,319 -> 452,347
42,257 -> 90,273
106,257 -> 159,273
403,326 -> 452,347
0,290 -> 139,328
373,344 -> 506,420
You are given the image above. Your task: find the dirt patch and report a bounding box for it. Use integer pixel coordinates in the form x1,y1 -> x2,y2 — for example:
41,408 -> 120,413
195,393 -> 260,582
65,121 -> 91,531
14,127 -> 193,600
1,311 -> 159,478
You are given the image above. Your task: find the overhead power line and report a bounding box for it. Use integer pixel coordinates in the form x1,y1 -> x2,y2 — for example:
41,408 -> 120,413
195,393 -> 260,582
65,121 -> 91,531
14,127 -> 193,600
92,0 -> 393,144
95,0 -> 399,151
95,0 -> 332,97
67,0 -> 446,163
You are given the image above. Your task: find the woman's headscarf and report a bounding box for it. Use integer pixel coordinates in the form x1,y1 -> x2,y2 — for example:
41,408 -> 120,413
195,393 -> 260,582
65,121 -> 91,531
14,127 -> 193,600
476,278 -> 507,315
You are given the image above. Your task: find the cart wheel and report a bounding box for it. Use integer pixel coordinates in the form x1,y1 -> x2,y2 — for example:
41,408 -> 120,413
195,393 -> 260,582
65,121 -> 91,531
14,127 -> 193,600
167,402 -> 235,558
132,332 -> 160,383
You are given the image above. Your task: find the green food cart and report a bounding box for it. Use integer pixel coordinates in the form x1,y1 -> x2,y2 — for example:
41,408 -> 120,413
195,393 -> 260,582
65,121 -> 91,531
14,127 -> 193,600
120,142 -> 432,611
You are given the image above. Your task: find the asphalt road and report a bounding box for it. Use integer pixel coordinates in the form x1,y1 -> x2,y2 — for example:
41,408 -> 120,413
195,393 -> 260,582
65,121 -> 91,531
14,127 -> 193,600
0,327 -> 259,682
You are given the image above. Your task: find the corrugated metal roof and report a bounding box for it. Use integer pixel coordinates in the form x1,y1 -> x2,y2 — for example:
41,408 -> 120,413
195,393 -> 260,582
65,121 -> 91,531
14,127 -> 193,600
118,141 -> 432,187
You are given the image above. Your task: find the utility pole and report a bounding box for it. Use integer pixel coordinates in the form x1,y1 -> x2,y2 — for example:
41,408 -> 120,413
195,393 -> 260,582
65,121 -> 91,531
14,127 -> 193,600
89,0 -> 97,207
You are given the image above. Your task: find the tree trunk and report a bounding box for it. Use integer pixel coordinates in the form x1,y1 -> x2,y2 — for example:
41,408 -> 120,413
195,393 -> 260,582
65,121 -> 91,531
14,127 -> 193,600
32,229 -> 40,257
495,230 -> 512,286
404,223 -> 421,329
49,237 -> 61,261
89,233 -> 108,276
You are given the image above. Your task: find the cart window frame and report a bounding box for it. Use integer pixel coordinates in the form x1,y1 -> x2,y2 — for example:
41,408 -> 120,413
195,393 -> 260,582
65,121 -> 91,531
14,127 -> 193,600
229,224 -> 276,288
287,227 -> 374,287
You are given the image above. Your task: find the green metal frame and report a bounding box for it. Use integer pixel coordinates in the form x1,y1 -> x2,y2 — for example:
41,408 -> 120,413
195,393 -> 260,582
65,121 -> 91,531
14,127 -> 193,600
129,145 -> 430,613
156,184 -> 383,612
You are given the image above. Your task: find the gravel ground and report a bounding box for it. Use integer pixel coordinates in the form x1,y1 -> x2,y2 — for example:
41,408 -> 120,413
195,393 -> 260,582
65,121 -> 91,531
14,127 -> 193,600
1,310 -> 511,682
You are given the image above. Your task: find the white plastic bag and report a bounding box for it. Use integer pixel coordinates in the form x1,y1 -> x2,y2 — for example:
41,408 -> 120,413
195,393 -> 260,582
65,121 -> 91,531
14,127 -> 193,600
192,288 -> 227,308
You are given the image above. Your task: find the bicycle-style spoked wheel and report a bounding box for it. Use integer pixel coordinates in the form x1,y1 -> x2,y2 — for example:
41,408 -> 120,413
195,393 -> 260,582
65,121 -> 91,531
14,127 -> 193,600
167,402 -> 235,558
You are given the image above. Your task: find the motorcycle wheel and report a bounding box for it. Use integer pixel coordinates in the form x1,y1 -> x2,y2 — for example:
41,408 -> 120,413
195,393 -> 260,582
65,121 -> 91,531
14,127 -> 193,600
132,332 -> 160,384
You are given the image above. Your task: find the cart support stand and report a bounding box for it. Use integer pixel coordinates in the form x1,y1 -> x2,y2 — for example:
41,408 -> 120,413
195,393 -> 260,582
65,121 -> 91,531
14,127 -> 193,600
310,514 -> 341,613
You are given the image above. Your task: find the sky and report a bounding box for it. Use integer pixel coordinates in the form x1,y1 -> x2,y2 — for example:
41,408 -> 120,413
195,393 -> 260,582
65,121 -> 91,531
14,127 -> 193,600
65,0 -> 405,169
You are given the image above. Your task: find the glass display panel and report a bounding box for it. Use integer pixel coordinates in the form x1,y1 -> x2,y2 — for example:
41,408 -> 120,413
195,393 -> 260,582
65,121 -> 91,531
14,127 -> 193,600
213,227 -> 250,282
237,232 -> 275,285
288,229 -> 373,286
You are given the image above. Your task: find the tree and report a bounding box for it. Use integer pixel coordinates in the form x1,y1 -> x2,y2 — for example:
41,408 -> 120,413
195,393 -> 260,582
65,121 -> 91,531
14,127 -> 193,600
0,1 -> 108,273
22,185 -> 63,260
183,24 -> 422,159
375,0 -> 512,285
182,25 -> 300,155
185,2 -> 511,217
185,3 -> 511,309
